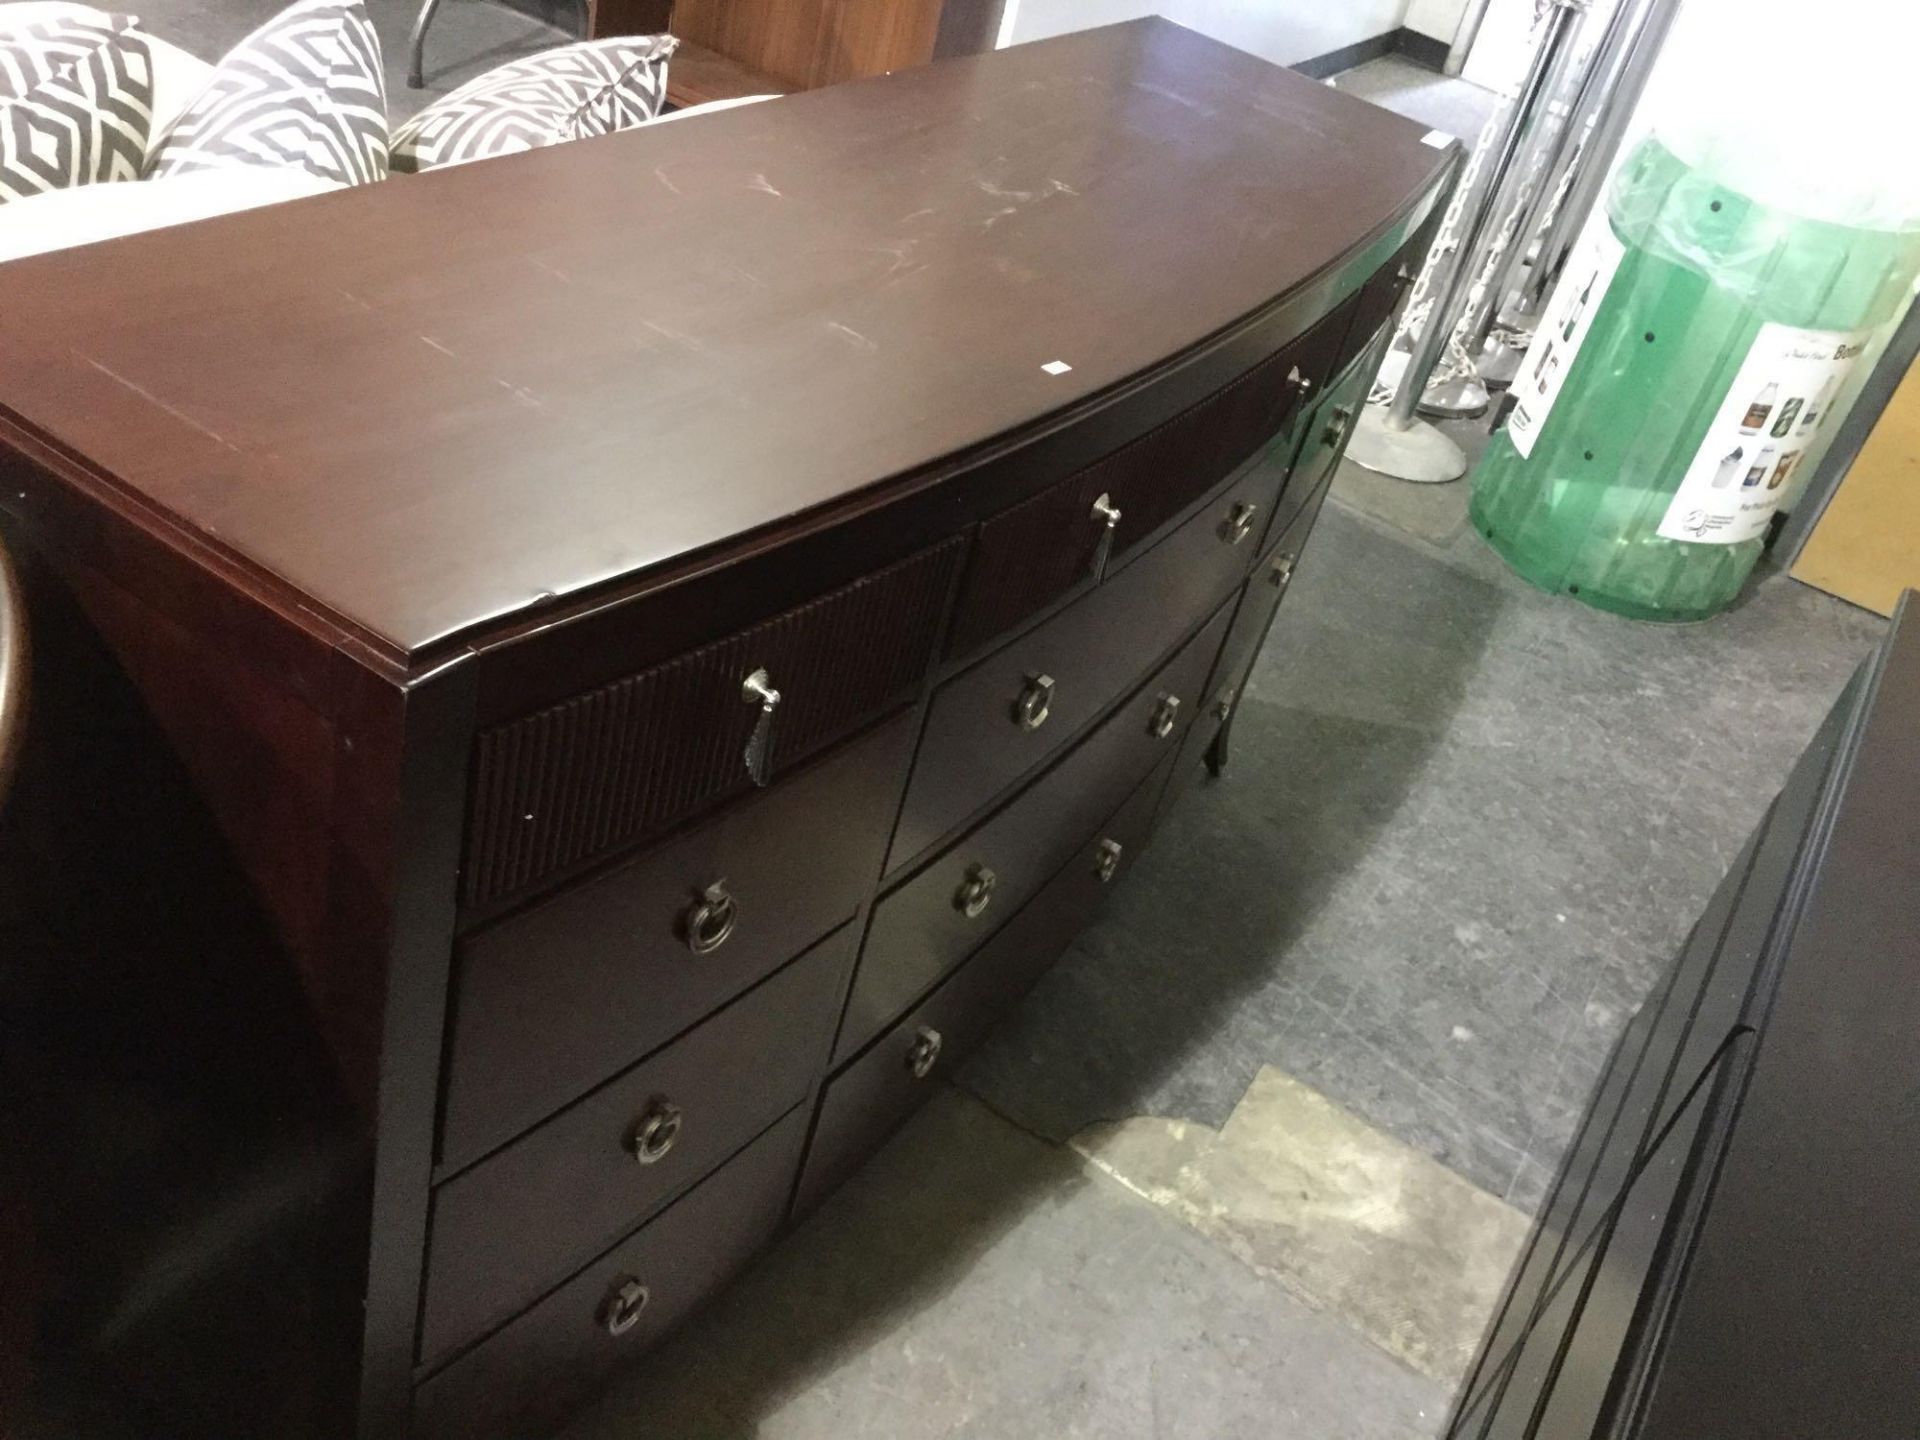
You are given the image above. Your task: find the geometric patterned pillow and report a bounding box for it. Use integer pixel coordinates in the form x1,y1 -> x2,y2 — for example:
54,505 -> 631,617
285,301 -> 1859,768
144,0 -> 387,186
0,15 -> 152,201
390,34 -> 676,174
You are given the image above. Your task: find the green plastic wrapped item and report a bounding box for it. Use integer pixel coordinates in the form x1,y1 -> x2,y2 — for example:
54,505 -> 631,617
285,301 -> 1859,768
1470,0 -> 1920,621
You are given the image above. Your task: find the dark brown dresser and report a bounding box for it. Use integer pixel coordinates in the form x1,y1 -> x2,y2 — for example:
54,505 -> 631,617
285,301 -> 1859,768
0,20 -> 1451,1439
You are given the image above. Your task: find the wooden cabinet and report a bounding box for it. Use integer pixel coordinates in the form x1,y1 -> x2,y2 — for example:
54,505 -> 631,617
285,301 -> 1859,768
0,22 -> 1452,1439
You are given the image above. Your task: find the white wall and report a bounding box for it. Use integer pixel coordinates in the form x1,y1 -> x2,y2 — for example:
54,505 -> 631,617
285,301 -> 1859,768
1000,0 -> 1412,70
1404,0 -> 1470,43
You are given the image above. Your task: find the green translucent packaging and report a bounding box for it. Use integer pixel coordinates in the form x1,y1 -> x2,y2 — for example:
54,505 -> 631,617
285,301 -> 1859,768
1468,0 -> 1920,620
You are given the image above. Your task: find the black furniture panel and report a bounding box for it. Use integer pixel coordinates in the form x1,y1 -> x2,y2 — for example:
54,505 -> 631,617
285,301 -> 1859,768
1450,594 -> 1920,1440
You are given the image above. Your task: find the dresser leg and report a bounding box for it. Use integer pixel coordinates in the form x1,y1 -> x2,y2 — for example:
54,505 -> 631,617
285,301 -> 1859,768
1204,717 -> 1233,777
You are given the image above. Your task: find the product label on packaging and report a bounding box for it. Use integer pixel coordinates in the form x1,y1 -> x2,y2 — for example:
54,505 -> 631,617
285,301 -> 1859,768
1508,211 -> 1627,459
1655,322 -> 1869,544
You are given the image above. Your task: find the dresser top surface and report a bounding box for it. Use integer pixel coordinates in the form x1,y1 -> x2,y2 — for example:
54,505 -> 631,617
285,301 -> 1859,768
0,18 -> 1444,661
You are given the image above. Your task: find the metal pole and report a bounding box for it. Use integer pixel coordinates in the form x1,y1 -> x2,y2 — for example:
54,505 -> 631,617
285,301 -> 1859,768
1390,0 -> 1587,428
1450,1 -> 1594,366
1518,0 -> 1687,314
1476,0 -> 1649,342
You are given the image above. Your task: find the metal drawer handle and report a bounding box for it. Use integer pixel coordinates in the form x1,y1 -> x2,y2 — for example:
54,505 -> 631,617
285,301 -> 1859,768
1148,692 -> 1180,740
741,668 -> 781,787
1269,552 -> 1297,589
1095,838 -> 1123,884
1225,501 -> 1259,546
602,1277 -> 651,1337
629,1099 -> 683,1165
1012,673 -> 1055,732
1323,406 -> 1354,451
1089,492 -> 1122,581
682,880 -> 737,955
906,1025 -> 943,1080
954,862 -> 997,919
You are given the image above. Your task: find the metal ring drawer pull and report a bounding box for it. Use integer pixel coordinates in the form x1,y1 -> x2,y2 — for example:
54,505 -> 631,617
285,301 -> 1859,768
628,1099 -> 682,1165
1095,838 -> 1123,884
906,1025 -> 943,1080
1012,673 -> 1055,731
682,880 -> 737,955
1323,406 -> 1354,450
602,1277 -> 651,1337
1148,692 -> 1180,740
741,668 -> 781,787
1225,501 -> 1259,546
954,862 -> 997,919
1269,552 -> 1297,589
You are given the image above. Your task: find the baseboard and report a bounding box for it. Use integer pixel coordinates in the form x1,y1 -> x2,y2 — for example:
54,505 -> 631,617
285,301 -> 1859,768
1292,31 -> 1394,80
1395,27 -> 1451,71
1294,26 -> 1450,80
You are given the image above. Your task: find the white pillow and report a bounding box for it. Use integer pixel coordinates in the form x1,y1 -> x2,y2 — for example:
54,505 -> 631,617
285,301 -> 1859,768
641,93 -> 779,126
390,35 -> 676,173
0,165 -> 339,260
145,0 -> 387,185
143,31 -> 209,138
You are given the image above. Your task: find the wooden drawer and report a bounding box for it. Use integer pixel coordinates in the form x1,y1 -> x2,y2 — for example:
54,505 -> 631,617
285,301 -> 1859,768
413,1106 -> 808,1440
421,935 -> 843,1366
945,304 -> 1352,661
799,755 -> 1172,1217
1220,467 -> 1338,718
892,459 -> 1270,871
462,537 -> 962,909
846,604 -> 1228,1063
442,712 -> 913,1171
1263,329 -> 1377,551
1167,464 -> 1339,808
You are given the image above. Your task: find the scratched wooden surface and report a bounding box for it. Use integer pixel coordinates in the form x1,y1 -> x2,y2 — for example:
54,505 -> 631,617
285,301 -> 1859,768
0,20 -> 1443,657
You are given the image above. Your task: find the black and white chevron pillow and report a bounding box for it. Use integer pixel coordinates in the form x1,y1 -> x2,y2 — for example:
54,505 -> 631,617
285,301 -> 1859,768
145,0 -> 387,186
0,14 -> 153,202
390,35 -> 677,174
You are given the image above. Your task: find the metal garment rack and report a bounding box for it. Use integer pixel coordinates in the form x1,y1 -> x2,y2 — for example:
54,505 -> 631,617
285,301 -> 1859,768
1347,0 -> 1687,484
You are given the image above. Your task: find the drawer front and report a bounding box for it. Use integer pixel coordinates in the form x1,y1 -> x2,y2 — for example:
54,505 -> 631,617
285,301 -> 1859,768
799,756 -> 1171,1217
945,303 -> 1352,661
1217,467 -> 1338,720
443,712 -> 913,1171
847,605 -> 1228,1062
1340,256 -> 1413,378
422,935 -> 844,1366
1264,328 -> 1376,550
463,536 -> 962,909
894,461 -> 1268,870
413,1106 -> 807,1440
1163,474 -> 1336,814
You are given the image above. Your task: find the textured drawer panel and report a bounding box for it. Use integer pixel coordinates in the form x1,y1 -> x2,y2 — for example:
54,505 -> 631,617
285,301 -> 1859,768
846,604 -> 1227,1062
423,936 -> 842,1367
799,755 -> 1170,1217
414,1107 -> 807,1440
443,713 -> 912,1170
463,537 -> 961,907
892,460 -> 1268,871
946,301 -> 1352,660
